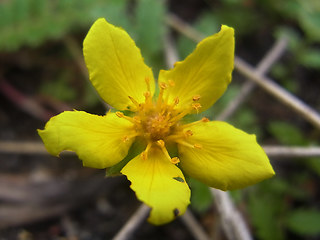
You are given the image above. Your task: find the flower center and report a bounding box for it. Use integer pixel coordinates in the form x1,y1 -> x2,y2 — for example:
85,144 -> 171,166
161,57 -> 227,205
143,113 -> 172,141
116,78 -> 207,164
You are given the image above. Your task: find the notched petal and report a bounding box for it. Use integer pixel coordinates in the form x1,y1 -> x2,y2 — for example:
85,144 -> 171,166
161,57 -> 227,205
38,111 -> 135,169
121,147 -> 190,225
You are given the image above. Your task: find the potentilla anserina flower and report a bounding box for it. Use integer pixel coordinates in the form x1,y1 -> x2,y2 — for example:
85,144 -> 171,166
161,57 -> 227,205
38,18 -> 275,225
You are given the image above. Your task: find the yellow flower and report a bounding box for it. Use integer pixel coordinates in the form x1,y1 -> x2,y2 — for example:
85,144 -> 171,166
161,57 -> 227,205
38,18 -> 275,225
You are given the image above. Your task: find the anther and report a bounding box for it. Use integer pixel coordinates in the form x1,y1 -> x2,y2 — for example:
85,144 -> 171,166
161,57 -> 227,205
116,111 -> 137,123
171,157 -> 180,164
157,83 -> 168,110
168,80 -> 175,87
194,144 -> 202,149
159,82 -> 168,90
116,112 -> 124,118
144,91 -> 152,107
201,117 -> 209,122
192,103 -> 202,110
184,130 -> 193,137
144,91 -> 151,99
156,140 -> 177,164
173,97 -> 179,105
145,77 -> 151,92
128,96 -> 140,108
141,151 -> 147,160
156,140 -> 165,148
122,136 -> 129,142
192,103 -> 202,113
192,95 -> 201,101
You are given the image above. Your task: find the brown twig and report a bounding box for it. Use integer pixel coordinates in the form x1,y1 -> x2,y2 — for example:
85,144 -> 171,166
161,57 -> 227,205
0,79 -> 53,121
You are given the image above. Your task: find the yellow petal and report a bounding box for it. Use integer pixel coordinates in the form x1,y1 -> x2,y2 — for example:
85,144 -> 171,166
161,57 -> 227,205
159,25 -> 234,112
38,111 -> 135,169
179,121 -> 275,191
83,18 -> 155,111
121,147 -> 190,225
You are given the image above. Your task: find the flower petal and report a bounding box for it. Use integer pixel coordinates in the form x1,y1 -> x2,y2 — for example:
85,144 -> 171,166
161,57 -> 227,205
179,121 -> 275,191
38,111 -> 135,169
83,18 -> 155,111
121,147 -> 190,225
159,25 -> 234,112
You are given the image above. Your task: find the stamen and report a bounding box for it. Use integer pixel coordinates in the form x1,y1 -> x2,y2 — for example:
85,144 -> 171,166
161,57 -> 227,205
194,143 -> 202,149
156,140 -> 178,164
184,130 -> 193,137
192,103 -> 202,113
156,139 -> 165,148
192,95 -> 201,101
116,112 -> 124,118
181,117 -> 210,129
167,97 -> 179,113
173,97 -> 179,105
145,77 -> 151,92
170,103 -> 196,123
159,82 -> 168,90
141,142 -> 152,160
168,80 -> 175,87
156,82 -> 168,110
143,91 -> 153,109
144,91 -> 151,100
116,111 -> 137,124
164,132 -> 186,142
128,96 -> 140,108
171,157 -> 180,164
122,136 -> 129,142
202,117 -> 210,122
175,140 -> 202,149
122,133 -> 139,142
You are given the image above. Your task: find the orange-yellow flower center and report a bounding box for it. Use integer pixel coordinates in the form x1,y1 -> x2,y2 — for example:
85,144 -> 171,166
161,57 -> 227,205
116,78 -> 207,164
143,113 -> 172,141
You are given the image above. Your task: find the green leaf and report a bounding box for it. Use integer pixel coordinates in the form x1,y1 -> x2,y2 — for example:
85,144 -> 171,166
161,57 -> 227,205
189,178 -> 212,213
286,209 -> 320,235
268,121 -> 308,145
40,76 -> 76,102
0,0 -> 131,51
134,0 -> 165,67
298,48 -> 320,69
248,191 -> 285,240
297,1 -> 320,42
306,157 -> 320,176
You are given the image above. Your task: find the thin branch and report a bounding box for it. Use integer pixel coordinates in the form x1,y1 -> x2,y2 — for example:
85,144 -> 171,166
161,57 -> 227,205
166,14 -> 320,130
112,204 -> 150,240
263,146 -> 320,158
63,36 -> 88,79
211,189 -> 252,240
0,79 -> 53,121
1,141 -> 319,158
181,210 -> 211,240
234,57 -> 320,129
217,36 -> 288,121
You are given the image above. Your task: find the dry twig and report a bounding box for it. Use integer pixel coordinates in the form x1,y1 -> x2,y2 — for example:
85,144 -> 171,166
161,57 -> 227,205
217,36 -> 288,120
166,14 -> 320,129
112,204 -> 150,240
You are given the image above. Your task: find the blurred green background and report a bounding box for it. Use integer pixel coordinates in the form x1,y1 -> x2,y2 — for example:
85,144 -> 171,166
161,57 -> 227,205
0,0 -> 320,239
